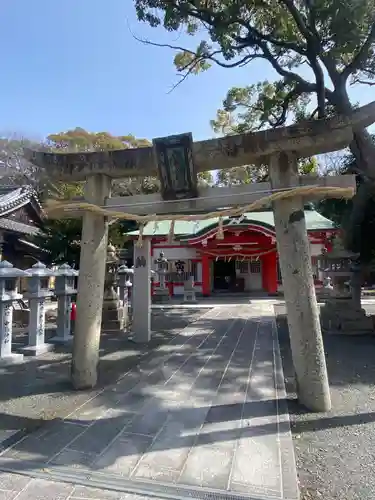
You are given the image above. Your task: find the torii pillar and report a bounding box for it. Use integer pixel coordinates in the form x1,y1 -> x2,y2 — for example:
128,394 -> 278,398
270,153 -> 331,412
72,174 -> 111,389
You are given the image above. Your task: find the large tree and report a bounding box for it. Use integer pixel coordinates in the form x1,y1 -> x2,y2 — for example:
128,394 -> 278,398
134,0 -> 375,255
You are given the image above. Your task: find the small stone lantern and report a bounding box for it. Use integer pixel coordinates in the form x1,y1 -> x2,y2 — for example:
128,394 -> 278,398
319,238 -> 373,334
0,261 -> 29,363
50,263 -> 78,344
117,264 -> 133,305
153,251 -> 170,303
21,262 -> 55,355
318,242 -> 356,297
102,244 -> 125,330
117,264 -> 134,326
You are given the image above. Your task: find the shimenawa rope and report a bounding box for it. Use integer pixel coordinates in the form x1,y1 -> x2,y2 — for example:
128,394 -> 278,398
44,185 -> 353,248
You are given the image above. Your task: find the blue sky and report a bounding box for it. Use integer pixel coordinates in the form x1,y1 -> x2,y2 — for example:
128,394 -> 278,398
0,0 -> 373,143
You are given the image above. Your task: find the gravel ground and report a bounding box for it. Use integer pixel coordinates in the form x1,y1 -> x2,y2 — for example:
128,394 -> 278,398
0,308 -> 207,441
275,303 -> 375,500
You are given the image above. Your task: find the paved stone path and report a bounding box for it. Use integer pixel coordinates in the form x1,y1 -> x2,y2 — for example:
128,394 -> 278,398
0,304 -> 299,500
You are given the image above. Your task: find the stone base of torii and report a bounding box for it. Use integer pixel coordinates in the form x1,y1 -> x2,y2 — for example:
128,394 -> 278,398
26,101 -> 375,412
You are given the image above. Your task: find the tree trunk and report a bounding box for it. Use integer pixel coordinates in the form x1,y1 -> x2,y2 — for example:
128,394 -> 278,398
329,87 -> 375,299
270,152 -> 331,412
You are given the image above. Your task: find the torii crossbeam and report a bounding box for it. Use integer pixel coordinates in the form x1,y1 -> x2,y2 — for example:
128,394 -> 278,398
27,101 -> 375,413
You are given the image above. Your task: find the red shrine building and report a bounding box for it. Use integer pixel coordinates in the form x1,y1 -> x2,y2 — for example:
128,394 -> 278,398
128,209 -> 337,297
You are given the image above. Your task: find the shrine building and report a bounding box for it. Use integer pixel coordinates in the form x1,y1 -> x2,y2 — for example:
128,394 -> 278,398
127,208 -> 337,297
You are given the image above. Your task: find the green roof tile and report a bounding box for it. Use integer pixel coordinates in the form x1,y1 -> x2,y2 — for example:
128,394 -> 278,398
126,210 -> 334,237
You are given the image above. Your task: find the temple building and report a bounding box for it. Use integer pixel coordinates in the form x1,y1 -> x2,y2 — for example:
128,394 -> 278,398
128,208 -> 337,297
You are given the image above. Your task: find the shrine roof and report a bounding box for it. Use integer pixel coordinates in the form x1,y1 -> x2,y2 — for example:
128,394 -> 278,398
0,184 -> 42,217
126,209 -> 335,238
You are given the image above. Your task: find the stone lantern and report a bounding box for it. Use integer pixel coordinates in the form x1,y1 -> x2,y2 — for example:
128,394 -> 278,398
153,251 -> 170,303
0,261 -> 30,363
21,262 -> 55,355
50,263 -> 78,344
319,238 -> 373,334
102,244 -> 125,330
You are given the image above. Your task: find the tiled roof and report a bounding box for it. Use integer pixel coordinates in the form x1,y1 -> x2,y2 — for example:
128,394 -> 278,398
0,218 -> 40,235
0,185 -> 42,217
127,210 -> 335,238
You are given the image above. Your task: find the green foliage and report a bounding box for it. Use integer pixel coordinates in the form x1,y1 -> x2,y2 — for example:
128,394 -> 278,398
135,1 -> 375,125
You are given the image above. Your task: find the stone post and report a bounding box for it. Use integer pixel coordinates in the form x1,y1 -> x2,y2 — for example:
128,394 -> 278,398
153,251 -> 170,303
118,264 -> 133,327
50,264 -> 78,344
72,174 -> 111,390
117,264 -> 129,305
0,261 -> 28,364
269,152 -> 331,412
132,238 -> 151,343
350,259 -> 362,310
102,245 -> 125,330
20,262 -> 55,356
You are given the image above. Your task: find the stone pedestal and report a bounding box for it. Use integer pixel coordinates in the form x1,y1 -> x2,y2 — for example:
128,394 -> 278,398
102,299 -> 125,330
153,287 -> 170,303
0,261 -> 28,364
183,277 -> 197,303
320,297 -> 373,335
0,298 -> 24,364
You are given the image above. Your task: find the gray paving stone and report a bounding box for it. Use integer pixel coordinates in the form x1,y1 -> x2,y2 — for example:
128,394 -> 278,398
133,433 -> 195,472
179,440 -> 236,490
51,449 -> 98,469
16,478 -> 74,500
0,472 -> 30,492
132,463 -> 180,483
122,408 -> 169,437
2,423 -> 87,463
0,490 -> 21,500
229,427 -> 281,494
67,413 -> 134,454
109,392 -> 153,414
72,484 -> 124,499
93,433 -> 153,476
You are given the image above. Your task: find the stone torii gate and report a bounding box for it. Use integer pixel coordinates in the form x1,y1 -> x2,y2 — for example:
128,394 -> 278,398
27,101 -> 375,412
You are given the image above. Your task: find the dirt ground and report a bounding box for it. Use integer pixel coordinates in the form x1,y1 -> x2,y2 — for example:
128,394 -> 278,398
275,303 -> 375,500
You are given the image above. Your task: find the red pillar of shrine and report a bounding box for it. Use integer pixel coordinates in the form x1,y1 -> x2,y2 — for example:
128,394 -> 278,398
202,254 -> 211,296
262,251 -> 278,295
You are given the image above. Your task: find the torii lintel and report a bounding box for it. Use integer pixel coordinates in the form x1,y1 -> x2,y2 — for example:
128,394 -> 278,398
25,101 -> 375,182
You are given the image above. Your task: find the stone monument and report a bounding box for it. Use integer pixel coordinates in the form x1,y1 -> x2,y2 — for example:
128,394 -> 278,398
183,276 -> 197,303
319,237 -> 373,334
101,244 -> 125,330
153,251 -> 170,303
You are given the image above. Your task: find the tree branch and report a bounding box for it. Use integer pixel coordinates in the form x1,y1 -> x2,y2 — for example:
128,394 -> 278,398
278,0 -> 318,46
342,20 -> 375,79
133,34 -> 257,70
352,78 -> 375,86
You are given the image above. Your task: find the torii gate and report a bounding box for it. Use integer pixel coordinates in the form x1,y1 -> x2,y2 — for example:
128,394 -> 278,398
27,101 -> 375,413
